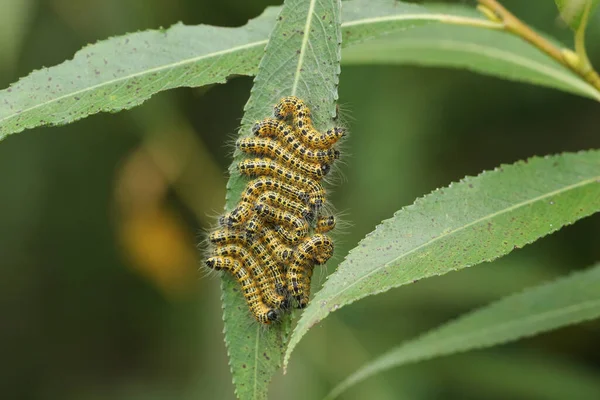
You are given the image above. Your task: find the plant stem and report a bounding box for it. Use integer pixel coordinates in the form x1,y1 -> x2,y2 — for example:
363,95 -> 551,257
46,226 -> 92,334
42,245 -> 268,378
573,2 -> 600,88
477,0 -> 600,92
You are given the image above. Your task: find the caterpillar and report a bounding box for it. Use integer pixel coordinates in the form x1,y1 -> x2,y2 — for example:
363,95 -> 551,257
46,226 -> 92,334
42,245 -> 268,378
206,256 -> 278,324
247,213 -> 276,237
261,226 -> 293,264
213,245 -> 286,309
236,137 -> 331,180
295,265 -> 314,310
219,201 -> 254,228
286,234 -> 334,307
315,215 -> 336,234
209,227 -> 249,245
241,177 -> 310,205
207,96 -> 344,324
237,158 -> 326,210
273,96 -> 345,149
252,118 -> 340,164
254,202 -> 309,245
286,218 -> 335,308
249,238 -> 287,297
257,190 -> 313,221
220,192 -> 312,229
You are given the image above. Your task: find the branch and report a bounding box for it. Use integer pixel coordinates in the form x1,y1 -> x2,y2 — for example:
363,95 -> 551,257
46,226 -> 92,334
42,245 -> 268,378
477,0 -> 600,92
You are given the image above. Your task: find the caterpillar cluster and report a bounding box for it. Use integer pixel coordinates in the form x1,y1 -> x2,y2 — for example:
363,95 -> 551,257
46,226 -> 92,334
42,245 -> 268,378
205,96 -> 344,324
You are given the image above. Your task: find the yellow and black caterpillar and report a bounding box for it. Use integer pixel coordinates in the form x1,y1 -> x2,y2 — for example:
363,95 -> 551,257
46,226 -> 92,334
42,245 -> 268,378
206,96 -> 344,324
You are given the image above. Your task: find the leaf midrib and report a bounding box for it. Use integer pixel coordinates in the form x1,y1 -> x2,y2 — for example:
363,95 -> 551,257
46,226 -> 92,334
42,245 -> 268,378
244,0 -> 326,396
323,175 -> 599,304
254,326 -> 260,399
0,41 -> 262,124
291,0 -> 318,95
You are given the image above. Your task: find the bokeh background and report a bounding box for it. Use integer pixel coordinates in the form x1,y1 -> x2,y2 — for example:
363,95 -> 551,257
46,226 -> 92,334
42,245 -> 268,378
1,0 -> 599,399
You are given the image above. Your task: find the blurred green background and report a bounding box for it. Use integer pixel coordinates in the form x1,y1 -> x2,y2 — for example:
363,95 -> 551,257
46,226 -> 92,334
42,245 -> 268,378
1,0 -> 599,399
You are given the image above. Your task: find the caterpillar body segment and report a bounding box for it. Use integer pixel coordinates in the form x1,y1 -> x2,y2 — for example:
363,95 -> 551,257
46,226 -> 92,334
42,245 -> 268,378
296,266 -> 314,309
261,227 -> 293,264
219,201 -> 253,227
315,215 -> 336,234
295,125 -> 344,150
238,158 -> 325,209
240,176 -> 309,205
273,225 -> 304,246
273,96 -> 308,121
324,127 -> 345,147
273,96 -> 345,149
286,234 -> 334,305
245,214 -> 263,236
286,259 -> 312,309
290,144 -> 340,165
249,240 -> 287,307
205,256 -> 277,323
214,245 -> 285,309
254,202 -> 309,245
208,228 -> 249,245
249,239 -> 287,299
252,118 -> 340,164
297,234 -> 334,266
252,117 -> 292,140
257,190 -> 312,221
237,137 -> 330,179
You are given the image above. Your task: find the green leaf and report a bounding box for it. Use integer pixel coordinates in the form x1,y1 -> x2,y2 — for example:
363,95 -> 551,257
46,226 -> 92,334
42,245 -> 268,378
326,261 -> 600,399
284,150 -> 600,367
0,0 -> 430,141
219,0 -> 343,399
555,0 -> 600,30
341,21 -> 600,101
6,0 -> 600,141
0,10 -> 277,140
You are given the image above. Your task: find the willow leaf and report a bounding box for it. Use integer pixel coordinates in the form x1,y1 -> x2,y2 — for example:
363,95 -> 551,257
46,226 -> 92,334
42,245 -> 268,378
284,150 -> 600,367
6,0 -> 599,141
342,4 -> 600,101
219,0 -> 342,399
555,0 -> 600,30
326,261 -> 600,399
342,23 -> 600,101
0,12 -> 276,140
0,0 -> 430,141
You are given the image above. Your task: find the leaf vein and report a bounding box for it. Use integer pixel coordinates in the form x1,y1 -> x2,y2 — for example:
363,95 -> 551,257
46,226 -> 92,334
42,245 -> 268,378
291,0 -> 318,95
330,176 -> 599,301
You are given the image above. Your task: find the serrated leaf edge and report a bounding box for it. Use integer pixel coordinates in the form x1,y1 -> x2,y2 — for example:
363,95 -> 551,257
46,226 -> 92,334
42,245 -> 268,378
325,262 -> 600,399
284,150 -> 600,367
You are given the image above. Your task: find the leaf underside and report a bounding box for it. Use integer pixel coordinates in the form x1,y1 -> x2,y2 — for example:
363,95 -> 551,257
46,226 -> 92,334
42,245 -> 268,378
341,21 -> 600,101
327,261 -> 600,399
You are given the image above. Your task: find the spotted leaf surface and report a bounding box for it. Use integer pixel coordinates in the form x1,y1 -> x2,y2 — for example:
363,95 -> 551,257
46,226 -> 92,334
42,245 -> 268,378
285,150 -> 600,367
